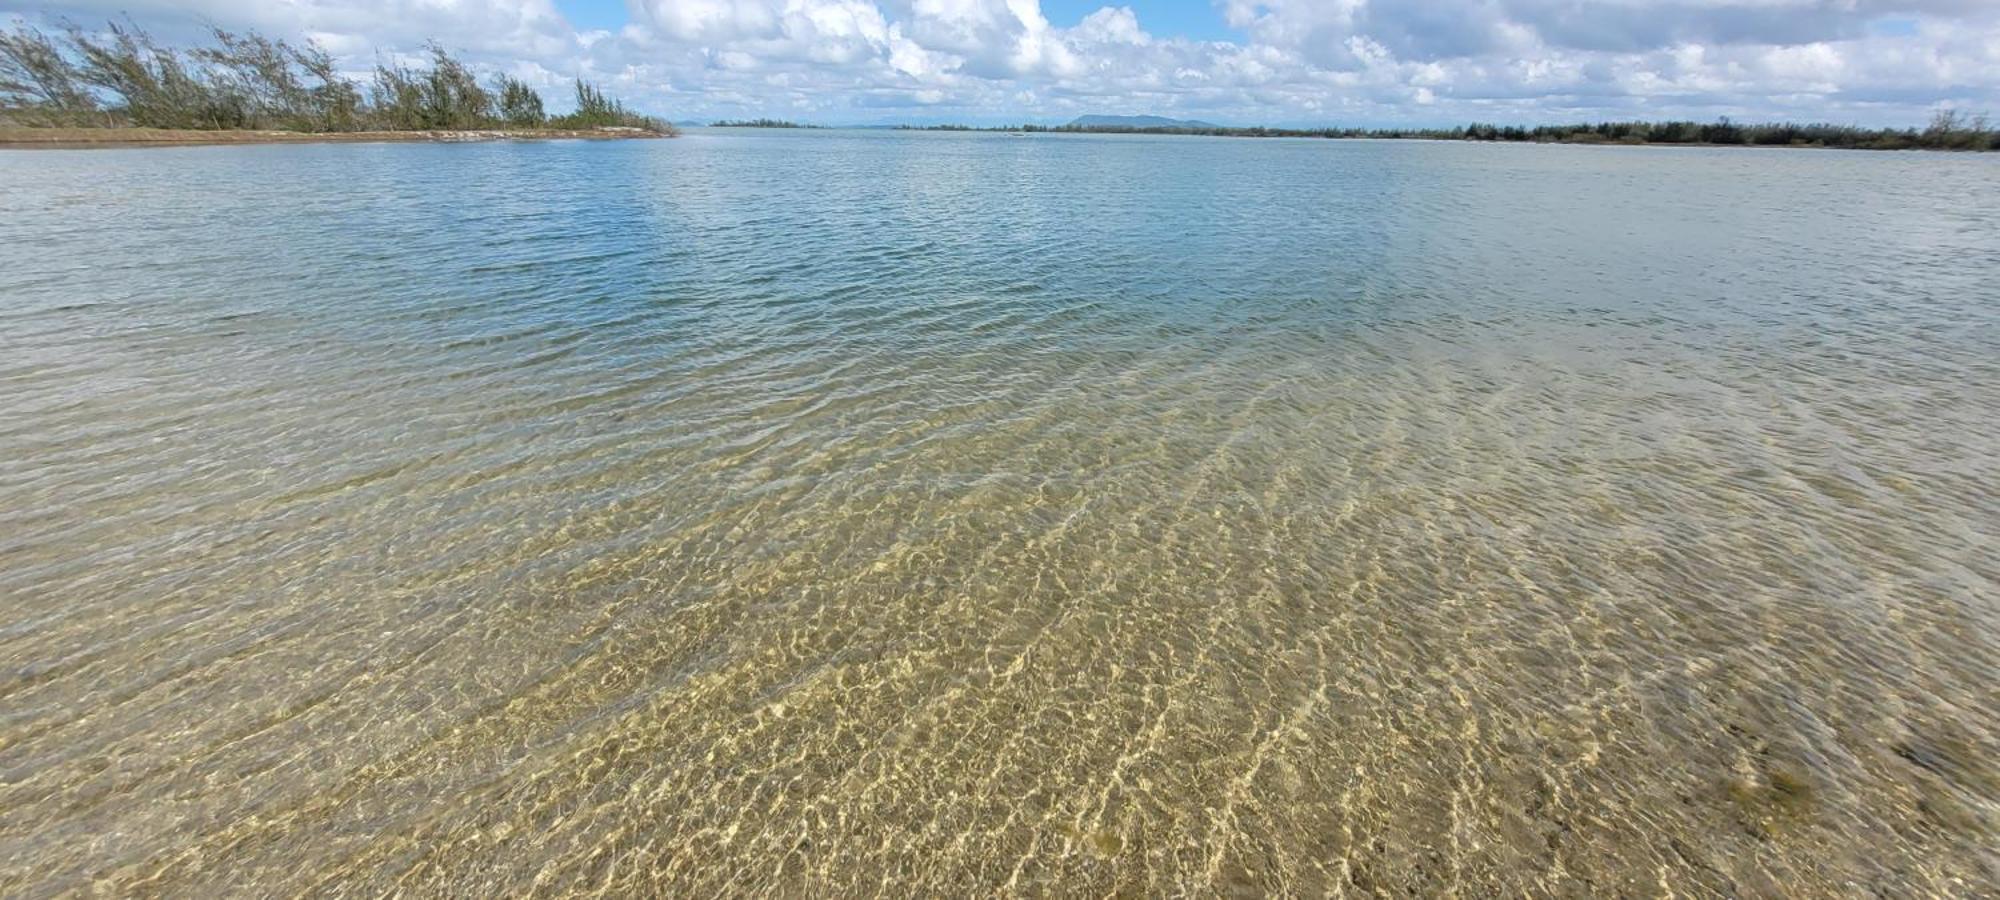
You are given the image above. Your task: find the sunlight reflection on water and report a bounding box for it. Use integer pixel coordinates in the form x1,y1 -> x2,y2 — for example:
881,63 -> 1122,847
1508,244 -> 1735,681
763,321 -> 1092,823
0,132 -> 1996,895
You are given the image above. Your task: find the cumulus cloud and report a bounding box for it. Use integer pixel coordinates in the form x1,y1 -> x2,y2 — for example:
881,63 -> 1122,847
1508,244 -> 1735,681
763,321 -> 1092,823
7,0 -> 1997,123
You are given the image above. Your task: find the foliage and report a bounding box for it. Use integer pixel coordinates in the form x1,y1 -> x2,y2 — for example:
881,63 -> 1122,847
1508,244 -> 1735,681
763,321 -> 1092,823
0,18 -> 672,135
550,78 -> 667,132
712,118 -> 816,128
0,22 -> 96,121
371,44 -> 490,130
420,43 -> 490,129
493,74 -> 544,127
63,18 -> 235,129
1921,108 -> 1995,151
367,60 -> 427,130
896,115 -> 1995,151
291,39 -> 363,132
195,29 -> 305,127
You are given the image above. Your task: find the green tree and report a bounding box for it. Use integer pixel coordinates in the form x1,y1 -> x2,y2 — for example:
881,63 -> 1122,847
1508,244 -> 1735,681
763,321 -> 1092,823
291,39 -> 361,131
196,27 -> 307,128
493,74 -> 544,127
0,22 -> 97,118
420,43 -> 490,128
65,18 -> 242,129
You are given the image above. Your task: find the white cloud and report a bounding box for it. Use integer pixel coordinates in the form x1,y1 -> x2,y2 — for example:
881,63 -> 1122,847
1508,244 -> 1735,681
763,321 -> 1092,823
1072,7 -> 1148,46
7,0 -> 1998,124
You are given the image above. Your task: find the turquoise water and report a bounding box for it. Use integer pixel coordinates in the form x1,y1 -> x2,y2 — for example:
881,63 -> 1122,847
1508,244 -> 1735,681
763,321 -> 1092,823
1,132 -> 1996,894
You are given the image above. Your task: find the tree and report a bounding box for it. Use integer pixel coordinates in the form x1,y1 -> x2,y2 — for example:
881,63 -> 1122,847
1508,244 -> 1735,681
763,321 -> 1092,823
493,74 -> 543,127
291,39 -> 360,131
420,42 -> 489,128
65,18 -> 241,129
0,22 -> 96,117
196,27 -> 308,128
370,59 -> 426,130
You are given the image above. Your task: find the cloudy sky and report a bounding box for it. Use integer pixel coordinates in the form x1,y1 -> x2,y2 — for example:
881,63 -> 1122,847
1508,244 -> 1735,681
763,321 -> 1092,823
7,0 -> 1998,126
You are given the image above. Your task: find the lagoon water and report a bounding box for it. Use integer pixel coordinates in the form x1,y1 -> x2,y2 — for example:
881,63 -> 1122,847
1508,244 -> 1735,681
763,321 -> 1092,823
1,130 -> 1996,895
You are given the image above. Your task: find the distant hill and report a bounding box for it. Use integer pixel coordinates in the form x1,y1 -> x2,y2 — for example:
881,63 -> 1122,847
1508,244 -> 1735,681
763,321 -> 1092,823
1067,114 -> 1221,130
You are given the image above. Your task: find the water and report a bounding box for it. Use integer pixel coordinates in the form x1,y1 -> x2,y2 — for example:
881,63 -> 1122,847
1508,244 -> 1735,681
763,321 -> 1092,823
1,131 -> 1996,895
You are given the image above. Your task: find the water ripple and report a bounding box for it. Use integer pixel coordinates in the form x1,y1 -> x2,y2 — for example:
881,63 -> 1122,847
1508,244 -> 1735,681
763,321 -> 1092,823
0,133 -> 1996,896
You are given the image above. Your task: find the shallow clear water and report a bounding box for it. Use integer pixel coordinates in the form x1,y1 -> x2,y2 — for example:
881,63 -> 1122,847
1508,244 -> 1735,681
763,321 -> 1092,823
1,131 -> 1996,895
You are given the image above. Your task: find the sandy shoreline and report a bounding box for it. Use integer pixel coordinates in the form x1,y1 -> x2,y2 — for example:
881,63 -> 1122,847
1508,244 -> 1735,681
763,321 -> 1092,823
0,125 -> 669,149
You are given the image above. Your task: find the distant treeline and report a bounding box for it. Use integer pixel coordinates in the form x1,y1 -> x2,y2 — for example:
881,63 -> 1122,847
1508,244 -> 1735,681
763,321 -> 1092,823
0,18 -> 671,134
710,118 -> 818,128
900,114 -> 1997,150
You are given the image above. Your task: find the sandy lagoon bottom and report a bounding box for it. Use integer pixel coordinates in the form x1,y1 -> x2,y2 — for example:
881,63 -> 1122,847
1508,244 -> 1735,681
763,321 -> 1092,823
0,132 -> 1994,895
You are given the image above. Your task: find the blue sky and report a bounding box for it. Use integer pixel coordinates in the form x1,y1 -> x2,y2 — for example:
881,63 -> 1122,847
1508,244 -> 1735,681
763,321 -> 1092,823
8,0 -> 1997,126
551,0 -> 1245,42
1036,1 -> 1239,41
555,0 -> 628,32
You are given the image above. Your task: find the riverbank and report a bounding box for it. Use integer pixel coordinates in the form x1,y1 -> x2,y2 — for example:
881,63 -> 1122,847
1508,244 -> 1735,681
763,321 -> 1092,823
0,125 -> 668,149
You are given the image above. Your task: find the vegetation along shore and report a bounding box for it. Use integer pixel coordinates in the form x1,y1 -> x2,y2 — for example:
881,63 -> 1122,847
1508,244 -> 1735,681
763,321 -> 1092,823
709,119 -> 820,129
0,19 -> 673,145
901,114 -> 1997,151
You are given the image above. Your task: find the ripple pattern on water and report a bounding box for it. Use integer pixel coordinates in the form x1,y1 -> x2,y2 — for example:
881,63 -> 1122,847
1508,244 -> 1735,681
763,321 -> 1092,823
0,133 -> 1996,895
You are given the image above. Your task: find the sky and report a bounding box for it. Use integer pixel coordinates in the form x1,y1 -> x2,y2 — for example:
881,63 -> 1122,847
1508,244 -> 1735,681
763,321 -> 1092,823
6,0 -> 1998,127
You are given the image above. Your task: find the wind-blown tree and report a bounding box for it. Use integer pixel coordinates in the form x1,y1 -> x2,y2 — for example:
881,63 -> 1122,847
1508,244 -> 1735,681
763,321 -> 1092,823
552,77 -> 667,131
494,73 -> 544,127
191,27 -> 360,132
0,22 -> 96,120
0,17 -> 673,135
561,77 -> 618,127
290,38 -> 361,131
196,28 -> 308,128
372,43 -> 494,130
64,19 -> 241,129
1922,108 -> 1996,150
420,42 -> 489,128
368,59 -> 427,130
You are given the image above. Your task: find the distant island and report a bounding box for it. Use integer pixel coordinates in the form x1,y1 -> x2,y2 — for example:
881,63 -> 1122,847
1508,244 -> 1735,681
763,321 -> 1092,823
898,113 -> 1996,151
710,119 -> 820,129
1066,114 -> 1221,130
0,19 -> 673,146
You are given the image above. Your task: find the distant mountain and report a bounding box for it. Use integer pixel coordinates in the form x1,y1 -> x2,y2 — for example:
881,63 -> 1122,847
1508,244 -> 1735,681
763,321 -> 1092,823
1067,114 -> 1221,129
